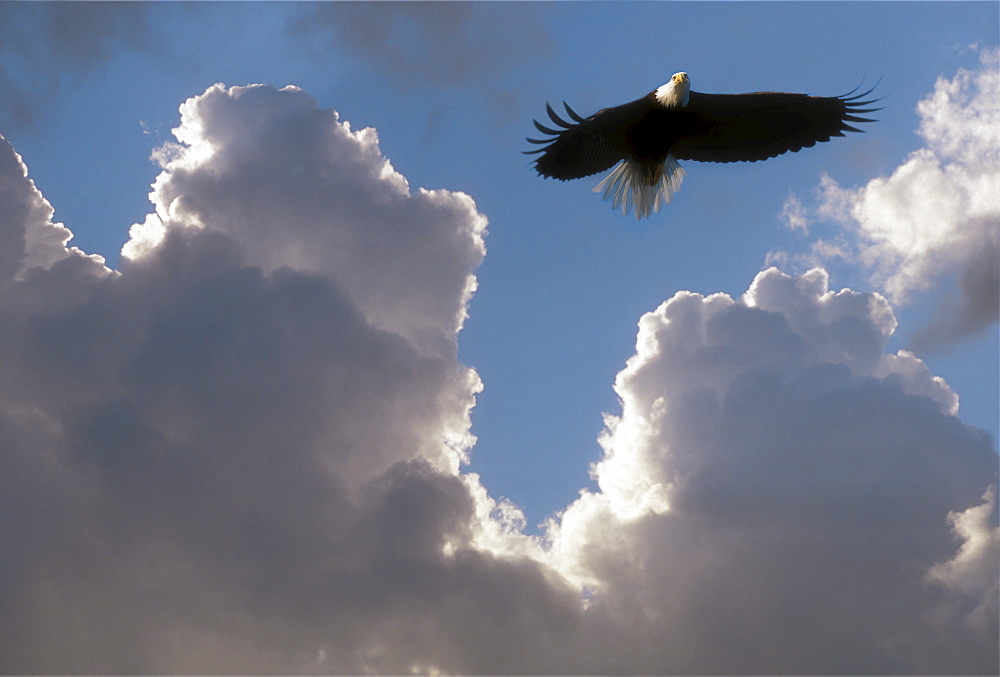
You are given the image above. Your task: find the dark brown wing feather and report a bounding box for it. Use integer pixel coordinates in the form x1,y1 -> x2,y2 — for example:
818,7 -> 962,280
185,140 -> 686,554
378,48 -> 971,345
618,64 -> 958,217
525,97 -> 654,180
671,86 -> 879,163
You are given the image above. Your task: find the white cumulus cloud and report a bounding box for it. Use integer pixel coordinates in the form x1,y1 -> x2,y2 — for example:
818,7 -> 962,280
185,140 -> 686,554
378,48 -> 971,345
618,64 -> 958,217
546,267 -> 997,674
0,83 -> 995,674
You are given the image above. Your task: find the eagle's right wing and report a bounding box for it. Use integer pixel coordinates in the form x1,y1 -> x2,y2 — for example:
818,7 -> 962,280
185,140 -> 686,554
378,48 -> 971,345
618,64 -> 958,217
525,98 -> 650,181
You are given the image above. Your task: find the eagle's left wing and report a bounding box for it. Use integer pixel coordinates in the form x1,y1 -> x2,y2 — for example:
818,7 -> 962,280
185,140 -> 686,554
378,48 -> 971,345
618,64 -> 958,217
671,87 -> 879,163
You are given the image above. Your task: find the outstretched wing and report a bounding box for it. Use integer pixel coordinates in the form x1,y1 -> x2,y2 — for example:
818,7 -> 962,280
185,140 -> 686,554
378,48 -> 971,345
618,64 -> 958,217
671,85 -> 879,163
525,97 -> 651,180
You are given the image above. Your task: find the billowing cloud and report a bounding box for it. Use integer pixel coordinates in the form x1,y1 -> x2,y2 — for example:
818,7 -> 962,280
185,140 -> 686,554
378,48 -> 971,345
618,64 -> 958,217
778,49 -> 999,348
0,83 -> 995,674
0,136 -> 79,278
548,267 -> 997,674
126,83 -> 487,360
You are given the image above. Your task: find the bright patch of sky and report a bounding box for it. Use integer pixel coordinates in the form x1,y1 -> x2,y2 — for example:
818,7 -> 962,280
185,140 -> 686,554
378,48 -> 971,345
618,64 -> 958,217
0,3 -> 996,673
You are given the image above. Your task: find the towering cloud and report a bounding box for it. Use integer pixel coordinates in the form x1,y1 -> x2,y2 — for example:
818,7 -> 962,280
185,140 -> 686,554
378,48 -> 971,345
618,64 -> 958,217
0,82 -> 995,674
0,84 -> 554,674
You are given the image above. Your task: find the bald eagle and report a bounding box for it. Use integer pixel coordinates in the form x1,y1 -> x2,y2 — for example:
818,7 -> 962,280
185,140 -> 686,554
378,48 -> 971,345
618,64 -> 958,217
526,73 -> 879,218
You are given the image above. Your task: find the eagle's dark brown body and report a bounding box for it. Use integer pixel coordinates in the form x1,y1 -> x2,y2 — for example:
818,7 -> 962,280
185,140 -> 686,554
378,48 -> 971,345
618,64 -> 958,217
527,75 -> 879,218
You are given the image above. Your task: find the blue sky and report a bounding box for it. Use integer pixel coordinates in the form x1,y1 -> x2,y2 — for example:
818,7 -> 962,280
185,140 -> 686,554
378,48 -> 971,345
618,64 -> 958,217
1,2 -> 997,673
6,0 -> 997,522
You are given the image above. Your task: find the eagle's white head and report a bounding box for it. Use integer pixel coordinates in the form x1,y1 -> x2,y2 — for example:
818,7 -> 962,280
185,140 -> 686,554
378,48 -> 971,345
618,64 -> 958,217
655,72 -> 690,108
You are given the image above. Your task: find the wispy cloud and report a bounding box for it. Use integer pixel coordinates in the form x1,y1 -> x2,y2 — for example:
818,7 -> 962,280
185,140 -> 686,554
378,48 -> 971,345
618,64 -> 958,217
780,192 -> 809,234
778,50 -> 999,348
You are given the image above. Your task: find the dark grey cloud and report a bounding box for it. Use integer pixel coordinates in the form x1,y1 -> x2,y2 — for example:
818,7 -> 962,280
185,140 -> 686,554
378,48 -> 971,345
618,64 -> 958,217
0,83 -> 995,674
911,222 -> 999,351
0,3 -> 151,131
295,2 -> 478,86
290,2 -> 552,89
288,2 -> 554,129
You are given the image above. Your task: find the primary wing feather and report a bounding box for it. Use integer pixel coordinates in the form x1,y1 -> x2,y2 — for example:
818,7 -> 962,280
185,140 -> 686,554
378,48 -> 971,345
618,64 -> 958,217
671,87 -> 879,163
526,97 -> 651,180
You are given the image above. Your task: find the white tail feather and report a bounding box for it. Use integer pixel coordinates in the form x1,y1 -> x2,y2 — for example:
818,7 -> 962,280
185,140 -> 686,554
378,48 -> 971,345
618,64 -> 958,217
593,155 -> 686,219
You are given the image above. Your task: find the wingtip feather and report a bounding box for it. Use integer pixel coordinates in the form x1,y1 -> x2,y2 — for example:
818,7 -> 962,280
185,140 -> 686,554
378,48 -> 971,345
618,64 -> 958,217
564,101 -> 586,123
532,119 -> 561,136
545,102 -> 574,129
841,76 -> 883,102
